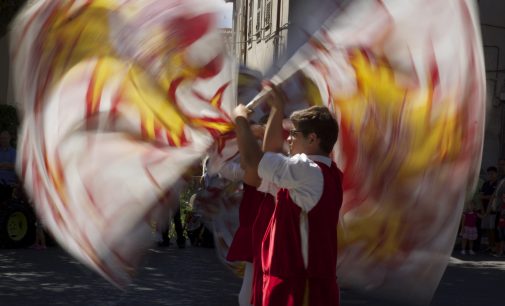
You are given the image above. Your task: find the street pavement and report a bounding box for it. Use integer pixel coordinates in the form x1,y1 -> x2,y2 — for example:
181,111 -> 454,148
0,244 -> 504,306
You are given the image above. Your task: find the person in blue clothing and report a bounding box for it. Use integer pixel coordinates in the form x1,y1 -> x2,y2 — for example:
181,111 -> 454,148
0,130 -> 17,199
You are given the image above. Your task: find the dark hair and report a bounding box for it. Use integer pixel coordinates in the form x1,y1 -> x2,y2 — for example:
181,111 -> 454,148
487,166 -> 498,173
290,106 -> 338,154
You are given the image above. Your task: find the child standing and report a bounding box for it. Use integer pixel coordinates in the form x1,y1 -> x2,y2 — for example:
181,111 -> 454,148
495,194 -> 505,257
31,219 -> 47,250
460,203 -> 480,255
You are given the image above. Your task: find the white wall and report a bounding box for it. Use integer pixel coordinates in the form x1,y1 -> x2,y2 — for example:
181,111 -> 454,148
243,0 -> 289,74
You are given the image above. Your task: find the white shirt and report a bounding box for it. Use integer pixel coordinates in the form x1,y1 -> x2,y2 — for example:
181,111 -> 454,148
257,152 -> 331,212
218,160 -> 245,183
258,152 -> 332,268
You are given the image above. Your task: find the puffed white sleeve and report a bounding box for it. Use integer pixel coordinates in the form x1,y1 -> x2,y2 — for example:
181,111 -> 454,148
257,152 -> 323,212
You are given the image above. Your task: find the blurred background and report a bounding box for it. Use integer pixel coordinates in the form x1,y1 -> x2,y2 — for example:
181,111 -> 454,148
1,0 -> 505,171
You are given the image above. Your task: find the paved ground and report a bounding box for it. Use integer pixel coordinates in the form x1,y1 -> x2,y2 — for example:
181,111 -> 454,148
0,245 -> 240,306
0,244 -> 504,306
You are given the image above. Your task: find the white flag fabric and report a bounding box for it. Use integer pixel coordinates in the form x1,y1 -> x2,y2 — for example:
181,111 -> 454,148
10,0 -> 486,303
266,0 -> 485,304
10,0 -> 235,287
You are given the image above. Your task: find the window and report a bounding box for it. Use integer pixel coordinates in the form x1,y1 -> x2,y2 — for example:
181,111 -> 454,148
264,0 -> 272,36
255,0 -> 262,42
247,0 -> 254,47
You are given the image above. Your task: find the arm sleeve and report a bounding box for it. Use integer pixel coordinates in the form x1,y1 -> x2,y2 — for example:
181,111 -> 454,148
257,152 -> 323,212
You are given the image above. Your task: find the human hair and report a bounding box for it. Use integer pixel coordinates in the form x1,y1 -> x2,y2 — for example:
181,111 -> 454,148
289,106 -> 338,154
487,166 -> 498,173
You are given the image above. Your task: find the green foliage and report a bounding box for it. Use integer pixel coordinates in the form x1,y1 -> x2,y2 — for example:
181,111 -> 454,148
167,177 -> 202,238
179,176 -> 202,213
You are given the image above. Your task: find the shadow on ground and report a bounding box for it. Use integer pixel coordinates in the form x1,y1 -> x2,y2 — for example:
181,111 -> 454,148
0,246 -> 241,306
1,247 -> 504,306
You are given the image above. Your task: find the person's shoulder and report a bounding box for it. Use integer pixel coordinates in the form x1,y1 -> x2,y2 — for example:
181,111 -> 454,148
290,153 -> 321,167
290,153 -> 310,162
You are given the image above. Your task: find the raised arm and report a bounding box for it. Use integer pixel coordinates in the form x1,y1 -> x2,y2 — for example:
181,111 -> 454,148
233,105 -> 263,186
262,85 -> 285,153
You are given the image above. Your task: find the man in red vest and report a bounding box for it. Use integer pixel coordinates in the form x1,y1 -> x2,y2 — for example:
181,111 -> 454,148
233,92 -> 343,306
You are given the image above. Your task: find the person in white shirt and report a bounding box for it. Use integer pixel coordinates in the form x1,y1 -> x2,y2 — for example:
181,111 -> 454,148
233,90 -> 343,306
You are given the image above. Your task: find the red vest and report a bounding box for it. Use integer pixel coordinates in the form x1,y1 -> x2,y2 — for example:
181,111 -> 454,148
251,193 -> 275,306
261,161 -> 343,306
227,184 -> 266,262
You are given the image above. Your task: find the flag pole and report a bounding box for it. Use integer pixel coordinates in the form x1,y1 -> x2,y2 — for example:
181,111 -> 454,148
245,88 -> 269,110
245,80 -> 281,110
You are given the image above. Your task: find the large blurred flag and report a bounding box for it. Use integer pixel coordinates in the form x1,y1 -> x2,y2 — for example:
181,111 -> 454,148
262,0 -> 485,304
10,0 -> 486,304
10,0 -> 234,287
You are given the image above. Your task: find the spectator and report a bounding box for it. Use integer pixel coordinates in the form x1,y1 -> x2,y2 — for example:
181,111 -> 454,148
467,177 -> 484,251
497,158 -> 505,181
480,166 -> 499,251
0,130 -> 17,186
155,186 -> 187,249
158,207 -> 186,248
460,202 -> 481,255
30,219 -> 47,250
185,194 -> 204,246
495,194 -> 505,257
489,159 -> 505,253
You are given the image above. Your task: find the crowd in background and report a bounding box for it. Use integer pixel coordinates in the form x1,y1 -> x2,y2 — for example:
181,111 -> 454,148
460,159 -> 505,257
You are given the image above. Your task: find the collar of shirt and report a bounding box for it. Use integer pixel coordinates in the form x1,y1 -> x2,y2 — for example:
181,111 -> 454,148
307,154 -> 332,167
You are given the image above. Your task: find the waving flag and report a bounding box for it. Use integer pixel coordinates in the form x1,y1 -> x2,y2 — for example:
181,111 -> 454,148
11,0 -> 486,303
10,0 -> 234,287
192,172 -> 244,275
263,0 -> 485,304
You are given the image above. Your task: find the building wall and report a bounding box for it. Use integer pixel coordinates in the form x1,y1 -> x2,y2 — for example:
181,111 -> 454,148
235,0 -> 338,74
2,2 -> 505,174
233,0 -> 505,173
0,35 -> 14,105
479,0 -> 505,170
236,0 -> 289,74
